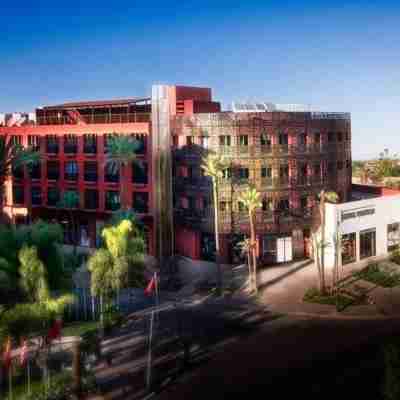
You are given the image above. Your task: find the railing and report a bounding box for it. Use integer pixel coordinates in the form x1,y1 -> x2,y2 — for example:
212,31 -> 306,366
37,112 -> 151,125
105,174 -> 120,183
64,173 -> 78,181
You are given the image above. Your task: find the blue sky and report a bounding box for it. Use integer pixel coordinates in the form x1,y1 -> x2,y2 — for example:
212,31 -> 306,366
1,0 -> 399,159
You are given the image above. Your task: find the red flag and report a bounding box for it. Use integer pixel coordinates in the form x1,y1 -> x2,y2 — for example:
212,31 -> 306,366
144,276 -> 156,296
2,338 -> 12,371
20,340 -> 27,366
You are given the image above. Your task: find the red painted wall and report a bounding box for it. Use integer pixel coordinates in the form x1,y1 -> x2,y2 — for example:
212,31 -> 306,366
175,227 -> 200,259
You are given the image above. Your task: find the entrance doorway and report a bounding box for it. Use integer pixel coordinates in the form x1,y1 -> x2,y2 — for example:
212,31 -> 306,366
360,229 -> 376,260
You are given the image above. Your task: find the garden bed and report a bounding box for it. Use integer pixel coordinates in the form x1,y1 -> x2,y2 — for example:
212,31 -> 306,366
303,287 -> 368,312
353,263 -> 400,288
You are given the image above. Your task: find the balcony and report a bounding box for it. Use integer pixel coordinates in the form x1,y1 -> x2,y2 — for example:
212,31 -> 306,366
84,171 -> 98,183
37,113 -> 151,125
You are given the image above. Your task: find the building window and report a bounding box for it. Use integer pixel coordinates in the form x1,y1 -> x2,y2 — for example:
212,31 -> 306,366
298,132 -> 307,145
279,165 -> 289,183
79,222 -> 90,247
188,196 -> 196,210
84,134 -> 97,154
238,135 -> 248,146
219,135 -> 231,146
105,162 -> 119,183
279,133 -> 288,145
360,229 -> 376,260
388,223 -> 400,252
337,161 -> 343,170
46,135 -> 59,154
84,189 -> 99,210
345,131 -> 350,141
337,132 -> 343,142
314,163 -> 321,177
200,136 -> 209,149
186,136 -> 195,146
47,161 -> 60,180
328,132 -> 335,142
64,161 -> 79,181
84,161 -> 98,182
299,196 -> 308,210
105,191 -> 120,211
28,161 -> 42,179
238,167 -> 249,180
172,135 -> 179,147
63,190 -> 79,208
12,185 -> 24,205
132,161 -> 148,185
261,166 -> 272,178
47,187 -> 60,206
341,233 -> 356,265
103,134 -> 115,154
11,135 -> 22,146
132,134 -> 146,155
262,198 -> 273,212
260,133 -> 271,146
220,201 -> 228,212
28,135 -> 41,151
346,159 -> 351,169
64,135 -> 78,154
133,192 -> 149,213
31,187 -> 41,206
12,162 -> 24,180
222,168 -> 232,179
277,199 -> 290,211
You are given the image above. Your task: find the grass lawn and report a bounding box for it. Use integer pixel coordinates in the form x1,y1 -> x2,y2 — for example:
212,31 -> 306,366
353,263 -> 400,288
62,320 -> 99,337
303,288 -> 359,311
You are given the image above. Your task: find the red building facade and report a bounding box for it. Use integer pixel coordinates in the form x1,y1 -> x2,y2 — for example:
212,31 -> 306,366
0,84 -> 351,264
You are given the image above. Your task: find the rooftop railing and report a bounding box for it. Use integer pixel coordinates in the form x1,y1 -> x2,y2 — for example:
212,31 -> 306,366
36,112 -> 151,125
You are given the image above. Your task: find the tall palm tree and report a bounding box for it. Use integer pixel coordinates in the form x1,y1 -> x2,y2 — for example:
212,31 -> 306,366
0,135 -> 40,210
106,135 -> 139,211
238,187 -> 262,293
237,237 -> 252,288
201,153 -> 229,293
313,190 -> 339,294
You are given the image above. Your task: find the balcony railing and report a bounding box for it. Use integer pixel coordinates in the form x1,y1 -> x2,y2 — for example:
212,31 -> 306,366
84,172 -> 98,182
37,113 -> 151,125
105,174 -> 120,183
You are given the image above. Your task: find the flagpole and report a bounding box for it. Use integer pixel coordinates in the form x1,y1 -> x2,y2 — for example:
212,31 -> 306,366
27,358 -> 31,397
146,309 -> 154,389
8,365 -> 12,400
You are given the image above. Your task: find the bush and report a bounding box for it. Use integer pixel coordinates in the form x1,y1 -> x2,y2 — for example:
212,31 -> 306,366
303,287 -> 355,311
354,263 -> 400,288
390,250 -> 400,266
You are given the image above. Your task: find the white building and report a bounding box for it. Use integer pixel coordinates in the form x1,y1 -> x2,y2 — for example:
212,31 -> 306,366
324,185 -> 400,269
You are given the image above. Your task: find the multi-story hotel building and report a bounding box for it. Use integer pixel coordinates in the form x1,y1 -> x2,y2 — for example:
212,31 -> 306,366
0,85 -> 352,264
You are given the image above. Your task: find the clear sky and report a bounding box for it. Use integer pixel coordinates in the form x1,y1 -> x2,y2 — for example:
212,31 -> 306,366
1,0 -> 399,159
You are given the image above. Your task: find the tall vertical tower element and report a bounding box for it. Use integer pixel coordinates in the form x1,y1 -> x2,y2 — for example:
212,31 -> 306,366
151,85 -> 174,261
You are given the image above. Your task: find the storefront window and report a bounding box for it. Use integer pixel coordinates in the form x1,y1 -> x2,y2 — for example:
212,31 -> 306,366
341,232 -> 356,265
360,229 -> 376,260
387,223 -> 400,252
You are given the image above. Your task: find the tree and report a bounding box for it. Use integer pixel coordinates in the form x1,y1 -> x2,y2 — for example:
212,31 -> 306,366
57,191 -> 80,254
238,187 -> 262,293
19,245 -> 49,302
0,135 -> 40,209
237,237 -> 252,287
106,135 -> 139,210
88,219 -> 146,328
311,190 -> 339,294
201,153 -> 229,293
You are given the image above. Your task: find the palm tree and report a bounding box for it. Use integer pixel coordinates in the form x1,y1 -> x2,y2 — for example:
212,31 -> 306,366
106,135 -> 140,210
57,191 -> 80,254
201,153 -> 229,293
312,190 -> 339,294
19,245 -> 49,302
237,237 -> 252,287
88,219 -> 146,330
0,135 -> 40,210
238,187 -> 262,293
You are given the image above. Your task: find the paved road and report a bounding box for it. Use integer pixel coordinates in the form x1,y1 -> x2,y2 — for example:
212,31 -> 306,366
155,315 -> 400,400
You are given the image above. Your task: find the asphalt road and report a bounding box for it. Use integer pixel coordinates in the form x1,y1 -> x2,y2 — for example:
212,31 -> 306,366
154,315 -> 400,400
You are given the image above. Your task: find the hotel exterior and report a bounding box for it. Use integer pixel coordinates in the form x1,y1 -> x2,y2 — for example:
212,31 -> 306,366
0,84 -> 353,264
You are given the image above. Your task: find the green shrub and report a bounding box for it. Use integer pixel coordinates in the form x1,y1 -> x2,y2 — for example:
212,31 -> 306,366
390,250 -> 400,265
354,263 -> 400,288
